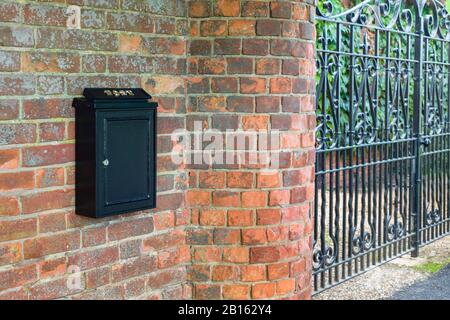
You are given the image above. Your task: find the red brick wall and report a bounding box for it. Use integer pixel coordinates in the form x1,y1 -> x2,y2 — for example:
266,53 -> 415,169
0,0 -> 315,300
186,0 -> 316,300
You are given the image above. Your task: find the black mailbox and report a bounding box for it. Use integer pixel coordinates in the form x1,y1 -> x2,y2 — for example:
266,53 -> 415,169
74,88 -> 157,218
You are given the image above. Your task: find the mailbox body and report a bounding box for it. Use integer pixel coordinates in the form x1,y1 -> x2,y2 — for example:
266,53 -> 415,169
74,88 -> 157,218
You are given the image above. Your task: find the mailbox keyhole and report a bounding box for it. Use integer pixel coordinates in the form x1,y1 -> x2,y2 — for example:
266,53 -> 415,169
103,159 -> 110,166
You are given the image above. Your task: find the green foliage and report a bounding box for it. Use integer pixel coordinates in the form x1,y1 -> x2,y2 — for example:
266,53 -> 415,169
414,258 -> 450,273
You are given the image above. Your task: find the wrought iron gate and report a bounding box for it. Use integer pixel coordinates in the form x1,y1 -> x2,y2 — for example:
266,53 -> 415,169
314,0 -> 450,294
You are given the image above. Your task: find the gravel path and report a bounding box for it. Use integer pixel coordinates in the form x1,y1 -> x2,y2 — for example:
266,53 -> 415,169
313,236 -> 450,300
391,264 -> 450,300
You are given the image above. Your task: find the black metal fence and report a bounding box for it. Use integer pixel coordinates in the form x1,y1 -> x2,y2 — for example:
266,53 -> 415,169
314,0 -> 450,294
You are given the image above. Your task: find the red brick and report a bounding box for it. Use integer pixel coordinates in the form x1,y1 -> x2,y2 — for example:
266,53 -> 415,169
193,247 -> 222,263
214,38 -> 241,55
69,246 -> 119,271
22,144 -> 74,167
0,50 -> 20,71
257,172 -> 281,188
242,191 -> 267,208
23,98 -> 73,119
0,264 -> 37,291
223,247 -> 249,263
227,57 -> 253,74
38,257 -> 66,279
0,171 -> 34,191
240,265 -> 266,282
36,167 -> 64,188
251,246 -> 282,263
227,171 -> 253,189
0,123 -> 36,144
256,96 -> 280,113
271,2 -> 292,19
38,211 -> 66,233
215,0 -> 240,16
0,2 -> 20,22
242,228 -> 267,245
0,197 -> 20,216
228,209 -> 254,226
211,77 -> 238,93
276,278 -> 296,295
256,58 -> 280,75
186,190 -> 211,206
157,246 -> 190,269
213,191 -> 240,207
223,284 -> 249,299
0,100 -> 19,120
252,282 -> 276,299
29,277 -> 82,300
86,266 -> 111,289
270,77 -> 292,93
0,218 -> 37,241
199,171 -> 226,188
257,209 -> 282,225
269,190 -> 291,206
0,242 -> 22,266
112,256 -> 157,283
24,4 -> 67,27
200,210 -> 226,226
257,20 -> 281,36
242,1 -> 269,17
82,226 -> 107,248
148,267 -> 187,290
24,231 -> 80,259
200,20 -> 227,36
240,77 -> 266,94
21,189 -> 74,214
189,1 -> 211,18
143,229 -> 185,252
241,114 -> 269,130
268,262 -> 289,280
243,39 -> 269,56
213,228 -> 241,245
22,52 -> 80,73
108,217 -> 154,241
195,284 -> 221,300
227,96 -> 254,113
229,20 -> 256,36
212,265 -> 238,281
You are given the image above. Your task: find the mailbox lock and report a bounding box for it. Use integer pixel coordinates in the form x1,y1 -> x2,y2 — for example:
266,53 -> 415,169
102,159 -> 110,166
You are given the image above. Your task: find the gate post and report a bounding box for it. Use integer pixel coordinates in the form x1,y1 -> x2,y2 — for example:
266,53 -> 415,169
411,5 -> 424,258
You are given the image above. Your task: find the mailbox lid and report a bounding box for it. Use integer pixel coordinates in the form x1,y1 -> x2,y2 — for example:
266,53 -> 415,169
84,88 -> 151,102
96,109 -> 156,216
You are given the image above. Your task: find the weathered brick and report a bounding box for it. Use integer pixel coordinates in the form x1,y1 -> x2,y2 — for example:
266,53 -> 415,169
0,27 -> 35,47
242,1 -> 269,17
243,39 -> 269,56
0,75 -> 35,96
0,124 -> 36,145
0,149 -> 19,170
0,242 -> 22,266
229,20 -> 256,36
200,20 -> 227,36
0,2 -> 21,22
0,171 -> 35,191
0,100 -> 19,120
0,197 -> 20,217
21,189 -> 74,214
68,246 -> 119,271
227,57 -> 253,74
39,122 -> 65,142
22,144 -> 74,167
24,4 -> 67,27
0,51 -> 20,71
0,265 -> 37,292
23,99 -> 73,119
214,39 -> 241,55
108,217 -> 154,241
107,12 -> 154,33
24,231 -> 80,259
189,1 -> 211,18
0,218 -> 37,242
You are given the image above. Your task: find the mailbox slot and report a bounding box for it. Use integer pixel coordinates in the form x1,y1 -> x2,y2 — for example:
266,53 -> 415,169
74,89 -> 157,218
